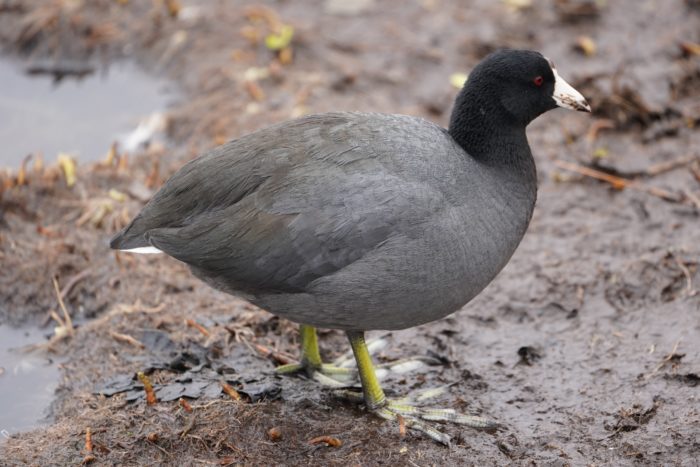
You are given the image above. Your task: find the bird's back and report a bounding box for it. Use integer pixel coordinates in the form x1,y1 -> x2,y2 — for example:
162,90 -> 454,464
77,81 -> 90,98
111,112 -> 536,330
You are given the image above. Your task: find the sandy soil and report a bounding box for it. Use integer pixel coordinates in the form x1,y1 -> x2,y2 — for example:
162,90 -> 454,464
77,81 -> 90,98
1,0 -> 699,465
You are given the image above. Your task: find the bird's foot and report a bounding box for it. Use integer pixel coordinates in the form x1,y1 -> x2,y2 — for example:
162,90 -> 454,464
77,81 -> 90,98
271,324 -> 355,387
275,334 -> 441,387
334,386 -> 498,446
275,361 -> 356,387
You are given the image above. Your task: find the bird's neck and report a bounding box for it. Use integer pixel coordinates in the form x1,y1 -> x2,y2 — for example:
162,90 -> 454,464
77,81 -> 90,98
447,83 -> 539,250
447,86 -> 533,173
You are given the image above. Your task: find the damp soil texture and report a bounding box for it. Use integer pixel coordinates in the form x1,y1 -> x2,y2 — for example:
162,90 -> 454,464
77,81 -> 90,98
1,1 -> 699,466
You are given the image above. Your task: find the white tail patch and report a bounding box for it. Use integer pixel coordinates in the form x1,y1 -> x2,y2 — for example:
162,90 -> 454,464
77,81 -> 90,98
120,246 -> 163,254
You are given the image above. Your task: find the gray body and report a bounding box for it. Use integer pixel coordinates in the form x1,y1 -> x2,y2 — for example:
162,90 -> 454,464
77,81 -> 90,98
112,112 -> 537,330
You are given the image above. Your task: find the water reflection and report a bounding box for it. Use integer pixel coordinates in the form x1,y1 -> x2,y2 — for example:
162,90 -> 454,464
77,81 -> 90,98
0,59 -> 171,168
0,325 -> 60,435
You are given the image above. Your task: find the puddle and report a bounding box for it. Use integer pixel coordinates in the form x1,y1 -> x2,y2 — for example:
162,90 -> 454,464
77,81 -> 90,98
0,325 -> 60,436
0,59 -> 172,168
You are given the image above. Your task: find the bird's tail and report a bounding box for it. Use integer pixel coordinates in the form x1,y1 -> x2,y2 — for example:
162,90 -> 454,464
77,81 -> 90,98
110,223 -> 162,254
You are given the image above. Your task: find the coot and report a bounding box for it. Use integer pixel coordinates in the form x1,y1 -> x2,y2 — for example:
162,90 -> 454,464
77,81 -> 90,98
111,49 -> 590,445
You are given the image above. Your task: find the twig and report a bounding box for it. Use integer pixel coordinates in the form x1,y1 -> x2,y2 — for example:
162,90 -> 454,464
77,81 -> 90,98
555,160 -> 628,188
17,154 -> 31,186
52,277 -> 74,335
645,340 -> 682,379
48,309 -> 65,328
185,319 -> 210,337
103,142 -> 118,167
248,341 -> 296,365
220,380 -> 242,401
109,331 -> 145,349
148,437 -> 173,458
59,267 -> 92,300
585,119 -> 616,143
669,251 -> 696,296
179,397 -> 193,413
554,160 -> 681,202
644,155 -> 698,177
145,158 -> 160,188
112,299 -> 166,315
180,414 -> 196,438
138,371 -> 157,405
85,427 -> 93,453
23,315 -> 71,352
398,414 -> 406,438
34,299 -> 167,352
81,427 -> 95,465
308,435 -> 343,447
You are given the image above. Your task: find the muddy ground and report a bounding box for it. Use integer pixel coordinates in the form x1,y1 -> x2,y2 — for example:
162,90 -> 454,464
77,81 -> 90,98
1,0 -> 699,465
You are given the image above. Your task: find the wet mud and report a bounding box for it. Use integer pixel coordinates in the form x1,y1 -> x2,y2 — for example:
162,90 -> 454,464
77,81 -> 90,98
1,0 -> 699,465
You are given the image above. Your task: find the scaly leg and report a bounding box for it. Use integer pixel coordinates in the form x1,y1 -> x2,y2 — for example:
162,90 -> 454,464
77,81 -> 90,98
275,325 -> 356,386
340,330 -> 497,446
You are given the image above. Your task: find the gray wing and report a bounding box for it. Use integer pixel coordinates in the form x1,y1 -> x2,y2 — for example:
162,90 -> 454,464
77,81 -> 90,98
111,112 -> 451,293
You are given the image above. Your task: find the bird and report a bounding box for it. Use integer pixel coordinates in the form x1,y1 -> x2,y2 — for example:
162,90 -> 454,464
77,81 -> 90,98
110,49 -> 590,445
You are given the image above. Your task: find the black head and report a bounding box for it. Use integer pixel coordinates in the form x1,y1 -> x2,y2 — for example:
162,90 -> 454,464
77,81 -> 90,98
451,49 -> 590,128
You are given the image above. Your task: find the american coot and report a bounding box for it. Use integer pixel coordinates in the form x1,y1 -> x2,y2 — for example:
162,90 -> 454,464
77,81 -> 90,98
111,49 -> 590,445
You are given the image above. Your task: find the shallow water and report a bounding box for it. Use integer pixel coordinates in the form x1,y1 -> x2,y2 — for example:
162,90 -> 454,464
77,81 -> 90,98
0,325 -> 60,436
0,59 -> 171,168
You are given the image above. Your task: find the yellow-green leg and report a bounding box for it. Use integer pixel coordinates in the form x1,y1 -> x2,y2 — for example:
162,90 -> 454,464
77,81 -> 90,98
337,330 -> 498,447
275,325 -> 356,385
275,328 -> 440,386
347,331 -> 386,408
276,325 -> 323,376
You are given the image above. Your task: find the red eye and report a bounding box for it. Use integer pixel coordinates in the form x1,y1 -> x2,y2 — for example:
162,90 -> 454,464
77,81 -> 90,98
533,76 -> 544,86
